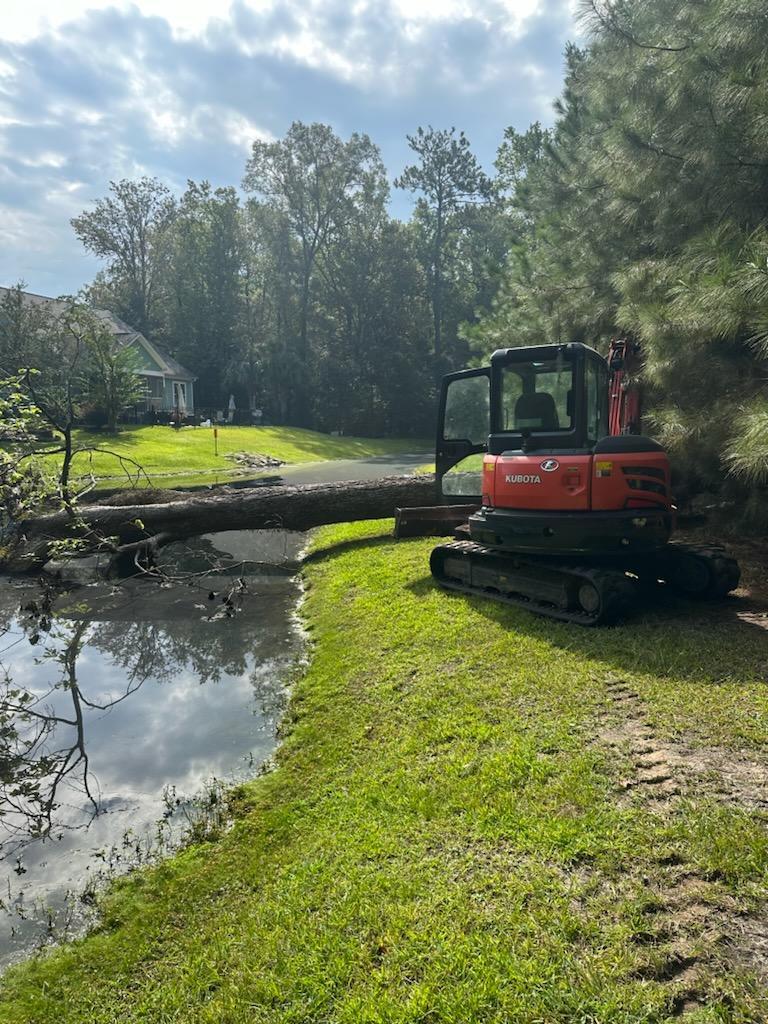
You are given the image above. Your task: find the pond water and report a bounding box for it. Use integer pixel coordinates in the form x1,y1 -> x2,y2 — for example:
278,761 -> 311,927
0,530 -> 306,971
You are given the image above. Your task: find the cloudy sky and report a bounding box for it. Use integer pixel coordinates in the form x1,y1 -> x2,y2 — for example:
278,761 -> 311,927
0,1 -> 580,297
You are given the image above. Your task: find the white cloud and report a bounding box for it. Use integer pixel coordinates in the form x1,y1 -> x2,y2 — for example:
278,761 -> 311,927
1,0 -> 544,47
392,0 -> 541,34
0,0 -> 560,109
0,204 -> 59,252
522,62 -> 546,81
0,0 -> 577,294
122,61 -> 273,151
236,25 -> 364,83
45,180 -> 88,203
1,1 -> 222,43
71,107 -> 106,126
216,111 -> 274,151
229,1 -> 547,88
139,85 -> 192,146
19,151 -> 67,168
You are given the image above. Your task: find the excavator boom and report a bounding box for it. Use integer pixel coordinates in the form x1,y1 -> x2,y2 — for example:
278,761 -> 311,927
607,338 -> 642,436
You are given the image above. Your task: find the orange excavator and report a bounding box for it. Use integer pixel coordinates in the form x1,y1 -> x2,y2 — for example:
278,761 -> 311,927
396,340 -> 739,624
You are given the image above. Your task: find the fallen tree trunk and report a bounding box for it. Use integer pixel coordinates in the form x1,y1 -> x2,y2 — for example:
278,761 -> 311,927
21,474 -> 437,549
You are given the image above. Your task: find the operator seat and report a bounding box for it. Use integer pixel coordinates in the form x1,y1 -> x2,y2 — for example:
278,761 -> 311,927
515,392 -> 559,431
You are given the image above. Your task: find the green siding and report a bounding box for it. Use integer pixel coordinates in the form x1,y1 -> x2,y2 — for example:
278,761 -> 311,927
127,339 -> 163,372
162,378 -> 194,412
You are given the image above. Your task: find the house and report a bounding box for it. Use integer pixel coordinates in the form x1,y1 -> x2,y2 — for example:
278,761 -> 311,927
0,287 -> 197,417
94,310 -> 198,418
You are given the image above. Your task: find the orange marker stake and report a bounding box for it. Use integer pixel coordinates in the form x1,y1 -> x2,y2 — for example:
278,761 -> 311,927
214,427 -> 219,456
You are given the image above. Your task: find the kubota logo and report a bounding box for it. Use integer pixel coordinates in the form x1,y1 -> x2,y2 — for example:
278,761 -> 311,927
505,474 -> 542,484
540,459 -> 559,472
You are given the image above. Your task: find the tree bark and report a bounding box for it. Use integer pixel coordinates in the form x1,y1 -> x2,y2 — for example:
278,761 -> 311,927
433,201 -> 443,364
21,474 -> 437,548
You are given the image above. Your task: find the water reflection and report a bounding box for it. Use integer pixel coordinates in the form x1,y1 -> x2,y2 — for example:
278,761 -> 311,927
1,619 -> 103,859
0,530 -> 305,969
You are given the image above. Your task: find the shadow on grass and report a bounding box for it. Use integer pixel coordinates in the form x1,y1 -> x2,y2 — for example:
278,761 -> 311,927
303,534 -> 395,565
406,574 -> 768,684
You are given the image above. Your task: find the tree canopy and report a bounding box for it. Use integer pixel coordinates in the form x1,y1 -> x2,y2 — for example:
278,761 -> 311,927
54,1 -> 768,511
472,0 -> 768,513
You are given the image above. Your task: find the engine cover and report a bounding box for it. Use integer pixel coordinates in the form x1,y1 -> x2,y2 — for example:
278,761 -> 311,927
484,453 -> 591,511
483,449 -> 673,515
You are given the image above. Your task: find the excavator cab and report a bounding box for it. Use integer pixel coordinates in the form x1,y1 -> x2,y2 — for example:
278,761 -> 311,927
438,342 -> 674,554
437,343 -> 608,504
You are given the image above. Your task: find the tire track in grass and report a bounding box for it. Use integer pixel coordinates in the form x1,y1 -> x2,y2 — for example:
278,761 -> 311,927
597,678 -> 768,1017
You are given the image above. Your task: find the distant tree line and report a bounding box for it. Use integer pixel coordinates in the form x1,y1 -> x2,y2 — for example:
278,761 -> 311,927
57,0 -> 768,506
72,124 -> 501,437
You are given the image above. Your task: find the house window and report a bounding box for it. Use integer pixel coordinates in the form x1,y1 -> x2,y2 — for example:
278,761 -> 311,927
145,376 -> 163,409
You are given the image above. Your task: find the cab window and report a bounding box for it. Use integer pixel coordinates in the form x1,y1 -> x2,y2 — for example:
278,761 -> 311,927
502,359 -> 574,432
443,375 -> 490,445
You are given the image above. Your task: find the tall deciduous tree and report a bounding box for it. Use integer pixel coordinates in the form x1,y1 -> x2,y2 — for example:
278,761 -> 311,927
71,178 -> 176,336
243,122 -> 386,424
163,182 -> 244,410
313,178 -> 434,435
239,201 -> 301,425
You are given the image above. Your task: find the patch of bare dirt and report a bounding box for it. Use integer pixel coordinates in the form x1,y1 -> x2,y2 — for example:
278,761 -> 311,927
718,537 -> 768,608
728,915 -> 768,987
595,677 -> 768,1015
598,679 -> 768,812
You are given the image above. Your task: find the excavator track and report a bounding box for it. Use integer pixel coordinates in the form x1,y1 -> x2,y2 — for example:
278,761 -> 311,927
430,540 -> 741,626
652,543 -> 741,600
430,540 -> 638,626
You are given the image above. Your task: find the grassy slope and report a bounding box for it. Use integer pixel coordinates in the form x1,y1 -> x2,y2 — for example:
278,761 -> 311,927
48,426 -> 427,485
1,522 -> 767,1023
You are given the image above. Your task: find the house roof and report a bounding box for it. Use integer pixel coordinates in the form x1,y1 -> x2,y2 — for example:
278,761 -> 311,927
0,287 -> 197,382
157,348 -> 196,381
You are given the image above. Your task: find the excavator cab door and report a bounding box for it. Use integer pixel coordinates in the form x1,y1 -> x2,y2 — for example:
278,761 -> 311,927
436,367 -> 490,504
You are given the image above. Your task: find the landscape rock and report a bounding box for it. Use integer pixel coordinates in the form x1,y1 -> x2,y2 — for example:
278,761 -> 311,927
224,451 -> 285,469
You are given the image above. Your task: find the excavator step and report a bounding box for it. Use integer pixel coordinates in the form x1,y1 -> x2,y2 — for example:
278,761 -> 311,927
393,504 -> 478,539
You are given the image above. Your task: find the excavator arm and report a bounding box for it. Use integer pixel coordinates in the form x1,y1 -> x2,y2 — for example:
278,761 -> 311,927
607,338 -> 643,436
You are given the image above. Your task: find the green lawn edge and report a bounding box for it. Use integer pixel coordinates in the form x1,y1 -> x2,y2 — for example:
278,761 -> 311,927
32,426 -> 430,489
1,521 -> 767,1022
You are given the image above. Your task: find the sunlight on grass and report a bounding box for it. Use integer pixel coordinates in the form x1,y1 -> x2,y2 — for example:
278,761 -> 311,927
31,426 -> 430,488
1,523 -> 766,1022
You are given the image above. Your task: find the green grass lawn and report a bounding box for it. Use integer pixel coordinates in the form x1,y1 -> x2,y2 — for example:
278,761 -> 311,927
37,426 -> 429,489
1,523 -> 767,1022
